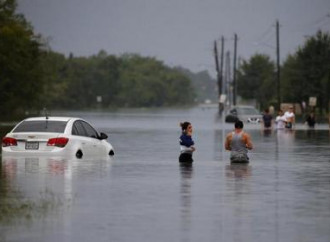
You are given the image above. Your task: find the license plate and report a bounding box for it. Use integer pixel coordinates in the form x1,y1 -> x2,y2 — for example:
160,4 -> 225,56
25,142 -> 39,150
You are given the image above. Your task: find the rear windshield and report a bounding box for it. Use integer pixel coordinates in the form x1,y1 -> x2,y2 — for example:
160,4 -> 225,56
239,108 -> 260,115
13,120 -> 68,133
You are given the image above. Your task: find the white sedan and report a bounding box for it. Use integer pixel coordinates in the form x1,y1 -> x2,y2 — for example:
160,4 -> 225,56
1,117 -> 114,159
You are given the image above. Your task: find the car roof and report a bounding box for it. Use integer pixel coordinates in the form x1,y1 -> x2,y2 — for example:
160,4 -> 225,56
232,105 -> 257,109
23,117 -> 79,122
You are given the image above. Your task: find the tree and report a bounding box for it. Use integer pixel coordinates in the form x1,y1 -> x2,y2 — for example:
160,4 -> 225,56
236,54 -> 275,109
282,31 -> 330,114
91,53 -> 120,108
0,0 -> 44,119
175,67 -> 217,103
39,51 -> 68,108
117,54 -> 195,107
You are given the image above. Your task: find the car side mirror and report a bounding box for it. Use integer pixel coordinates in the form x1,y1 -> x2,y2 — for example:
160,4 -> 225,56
99,132 -> 108,140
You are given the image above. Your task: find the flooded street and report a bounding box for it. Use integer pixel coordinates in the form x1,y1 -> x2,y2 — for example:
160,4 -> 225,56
1,107 -> 330,242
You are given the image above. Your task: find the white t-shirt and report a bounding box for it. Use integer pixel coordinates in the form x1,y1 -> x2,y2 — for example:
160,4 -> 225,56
275,115 -> 287,129
284,111 -> 295,125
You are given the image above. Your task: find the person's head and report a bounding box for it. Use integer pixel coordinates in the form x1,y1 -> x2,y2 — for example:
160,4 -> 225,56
264,108 -> 269,114
289,106 -> 294,112
180,121 -> 192,134
234,120 -> 244,129
278,109 -> 283,115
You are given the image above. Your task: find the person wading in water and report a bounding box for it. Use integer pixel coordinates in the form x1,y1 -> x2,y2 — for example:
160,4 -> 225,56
179,121 -> 196,163
225,120 -> 253,163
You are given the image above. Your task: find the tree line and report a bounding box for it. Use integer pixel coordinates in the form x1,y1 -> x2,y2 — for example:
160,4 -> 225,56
40,51 -> 196,109
237,31 -> 330,115
1,0 -> 329,121
1,0 -> 208,120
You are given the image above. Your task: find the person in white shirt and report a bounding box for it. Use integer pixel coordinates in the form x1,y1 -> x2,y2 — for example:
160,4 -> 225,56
284,106 -> 295,129
275,110 -> 287,129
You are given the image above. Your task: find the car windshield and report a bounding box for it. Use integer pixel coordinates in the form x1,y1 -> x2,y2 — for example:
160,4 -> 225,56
13,120 -> 68,133
238,107 -> 260,115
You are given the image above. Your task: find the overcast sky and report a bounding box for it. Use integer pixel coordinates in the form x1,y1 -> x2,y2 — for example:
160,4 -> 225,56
17,0 -> 330,76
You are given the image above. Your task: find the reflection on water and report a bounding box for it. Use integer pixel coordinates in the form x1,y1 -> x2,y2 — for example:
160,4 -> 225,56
225,163 -> 251,179
0,162 -> 63,227
1,107 -> 330,242
179,163 -> 193,242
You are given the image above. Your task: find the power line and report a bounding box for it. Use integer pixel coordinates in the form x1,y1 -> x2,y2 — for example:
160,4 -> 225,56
286,13 -> 330,33
255,24 -> 274,43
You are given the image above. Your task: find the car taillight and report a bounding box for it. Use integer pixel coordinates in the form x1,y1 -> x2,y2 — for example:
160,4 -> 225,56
47,137 -> 69,148
2,137 -> 18,147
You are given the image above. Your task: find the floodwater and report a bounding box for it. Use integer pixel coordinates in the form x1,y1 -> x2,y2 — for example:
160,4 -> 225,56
1,107 -> 330,242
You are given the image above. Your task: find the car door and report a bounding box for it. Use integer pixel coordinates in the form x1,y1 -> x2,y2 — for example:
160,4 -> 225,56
72,120 -> 94,155
80,121 -> 106,155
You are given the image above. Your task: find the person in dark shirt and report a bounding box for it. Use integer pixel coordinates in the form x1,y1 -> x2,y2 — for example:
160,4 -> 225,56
262,108 -> 273,130
305,111 -> 316,128
179,121 -> 195,163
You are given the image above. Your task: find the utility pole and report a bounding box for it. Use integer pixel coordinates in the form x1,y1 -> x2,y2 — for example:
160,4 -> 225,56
233,33 -> 238,106
276,20 -> 281,110
214,40 -> 220,96
214,40 -> 223,114
219,36 -> 225,113
225,51 -> 231,106
220,36 -> 224,96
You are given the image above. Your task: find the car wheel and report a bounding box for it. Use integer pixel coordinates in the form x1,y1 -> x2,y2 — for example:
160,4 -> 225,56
109,150 -> 114,156
76,150 -> 83,159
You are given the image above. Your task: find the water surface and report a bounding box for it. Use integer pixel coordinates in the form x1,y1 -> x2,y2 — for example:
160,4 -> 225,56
1,107 -> 330,242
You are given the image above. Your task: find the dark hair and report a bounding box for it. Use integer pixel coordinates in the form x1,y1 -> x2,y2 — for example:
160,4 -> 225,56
234,120 -> 244,129
180,121 -> 191,132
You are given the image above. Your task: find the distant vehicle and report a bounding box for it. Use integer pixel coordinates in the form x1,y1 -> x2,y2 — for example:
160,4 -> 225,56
225,106 -> 262,124
2,117 -> 114,159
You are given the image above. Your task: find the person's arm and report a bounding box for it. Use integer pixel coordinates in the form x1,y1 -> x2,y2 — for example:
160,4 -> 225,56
243,133 -> 253,150
180,135 -> 194,147
180,135 -> 196,152
225,133 -> 232,151
280,116 -> 287,123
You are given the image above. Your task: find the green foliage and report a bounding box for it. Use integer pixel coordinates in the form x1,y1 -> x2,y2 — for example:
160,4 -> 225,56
0,1 -> 197,119
39,52 -> 195,110
175,67 -> 217,103
58,53 -> 121,109
282,31 -> 330,113
39,51 -> 68,108
109,53 -> 190,107
237,54 -> 275,109
0,0 -> 43,117
117,54 -> 195,107
0,0 -> 44,119
6,0 -> 328,116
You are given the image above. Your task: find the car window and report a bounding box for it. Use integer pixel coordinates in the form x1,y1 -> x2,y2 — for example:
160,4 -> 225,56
13,120 -> 67,133
72,121 -> 87,136
239,108 -> 259,115
72,125 -> 79,135
81,121 -> 99,138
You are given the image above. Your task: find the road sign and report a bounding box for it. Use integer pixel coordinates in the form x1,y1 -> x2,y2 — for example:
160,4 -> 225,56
309,97 -> 317,107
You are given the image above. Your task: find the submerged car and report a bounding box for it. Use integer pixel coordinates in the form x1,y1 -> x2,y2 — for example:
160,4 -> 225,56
1,117 -> 114,158
225,106 -> 262,123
